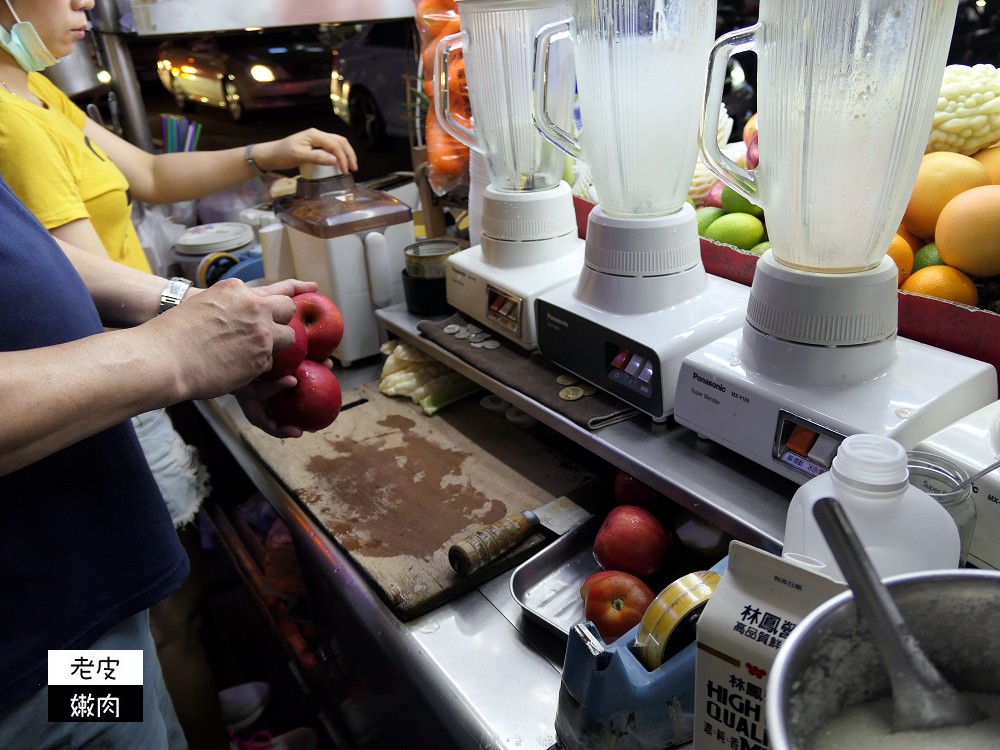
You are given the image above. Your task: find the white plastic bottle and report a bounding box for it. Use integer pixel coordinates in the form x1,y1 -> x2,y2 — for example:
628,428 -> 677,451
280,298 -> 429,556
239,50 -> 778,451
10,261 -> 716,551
782,433 -> 960,583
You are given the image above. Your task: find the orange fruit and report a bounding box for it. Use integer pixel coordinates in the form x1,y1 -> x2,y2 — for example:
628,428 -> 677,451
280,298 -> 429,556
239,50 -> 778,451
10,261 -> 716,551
973,145 -> 1000,184
886,234 -> 915,287
901,152 -> 991,240
896,223 -> 923,254
934,184 -> 1000,277
900,265 -> 979,307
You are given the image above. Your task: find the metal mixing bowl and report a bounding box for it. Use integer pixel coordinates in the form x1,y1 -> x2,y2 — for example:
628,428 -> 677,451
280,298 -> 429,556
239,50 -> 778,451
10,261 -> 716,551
766,569 -> 1000,750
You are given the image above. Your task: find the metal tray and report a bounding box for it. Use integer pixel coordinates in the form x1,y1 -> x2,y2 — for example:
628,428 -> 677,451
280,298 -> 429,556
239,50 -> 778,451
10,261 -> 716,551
509,515 -> 603,639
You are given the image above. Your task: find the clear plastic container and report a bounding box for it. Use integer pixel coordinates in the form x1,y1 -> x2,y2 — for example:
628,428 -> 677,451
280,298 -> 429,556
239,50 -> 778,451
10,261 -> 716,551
906,450 -> 978,567
782,434 -> 961,583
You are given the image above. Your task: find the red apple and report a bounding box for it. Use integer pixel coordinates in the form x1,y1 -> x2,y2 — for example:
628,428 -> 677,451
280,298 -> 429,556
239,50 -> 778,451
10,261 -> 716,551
704,181 -> 725,209
742,112 -> 758,147
613,470 -> 661,508
258,314 -> 308,381
592,504 -> 670,579
293,292 -> 344,361
746,132 -> 759,169
264,359 -> 343,432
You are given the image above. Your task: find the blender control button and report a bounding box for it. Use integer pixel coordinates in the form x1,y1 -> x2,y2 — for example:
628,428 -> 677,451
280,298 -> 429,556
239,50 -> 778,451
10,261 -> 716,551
638,360 -> 655,383
611,348 -> 631,370
808,434 -> 841,468
786,424 -> 820,458
625,354 -> 644,377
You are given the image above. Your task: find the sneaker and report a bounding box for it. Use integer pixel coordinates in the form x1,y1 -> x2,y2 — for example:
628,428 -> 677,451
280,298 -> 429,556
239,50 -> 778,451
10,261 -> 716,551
230,727 -> 319,750
219,681 -> 271,732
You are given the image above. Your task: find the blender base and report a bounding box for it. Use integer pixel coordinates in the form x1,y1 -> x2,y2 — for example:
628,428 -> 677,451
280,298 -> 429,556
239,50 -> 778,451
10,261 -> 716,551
673,332 -> 998,484
535,274 -> 751,422
445,237 -> 585,349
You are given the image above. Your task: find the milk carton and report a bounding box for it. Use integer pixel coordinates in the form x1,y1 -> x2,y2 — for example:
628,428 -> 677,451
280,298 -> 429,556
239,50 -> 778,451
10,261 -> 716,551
693,542 -> 845,750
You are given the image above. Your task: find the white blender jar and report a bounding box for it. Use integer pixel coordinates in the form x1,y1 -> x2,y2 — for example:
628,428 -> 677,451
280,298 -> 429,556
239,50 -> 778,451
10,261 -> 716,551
531,0 -> 751,422
673,0 -> 997,483
435,0 -> 584,349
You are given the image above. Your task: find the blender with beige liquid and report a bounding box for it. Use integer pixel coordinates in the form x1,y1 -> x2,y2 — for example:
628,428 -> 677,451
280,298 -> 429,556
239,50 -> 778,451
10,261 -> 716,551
673,0 -> 997,483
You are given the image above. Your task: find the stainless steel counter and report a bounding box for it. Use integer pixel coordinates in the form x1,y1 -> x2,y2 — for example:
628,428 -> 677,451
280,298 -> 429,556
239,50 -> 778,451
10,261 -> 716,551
196,376 -> 572,750
195,306 -> 796,749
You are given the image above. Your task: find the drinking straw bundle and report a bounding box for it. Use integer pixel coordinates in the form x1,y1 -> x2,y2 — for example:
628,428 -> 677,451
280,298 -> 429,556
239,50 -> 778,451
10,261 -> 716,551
160,114 -> 202,153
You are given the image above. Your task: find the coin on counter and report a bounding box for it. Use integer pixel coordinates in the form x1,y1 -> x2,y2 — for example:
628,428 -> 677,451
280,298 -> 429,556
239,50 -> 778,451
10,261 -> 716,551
580,384 -> 598,396
454,328 -> 471,340
467,324 -> 482,334
482,340 -> 501,350
559,386 -> 585,401
470,333 -> 491,343
470,341 -> 485,348
443,324 -> 461,335
556,374 -> 580,386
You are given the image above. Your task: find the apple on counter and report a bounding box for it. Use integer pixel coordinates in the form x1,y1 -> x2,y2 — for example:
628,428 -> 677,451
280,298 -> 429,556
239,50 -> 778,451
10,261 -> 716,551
592,504 -> 671,579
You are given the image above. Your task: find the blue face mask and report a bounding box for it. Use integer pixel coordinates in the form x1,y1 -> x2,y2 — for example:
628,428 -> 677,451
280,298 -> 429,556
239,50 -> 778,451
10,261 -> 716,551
0,0 -> 57,72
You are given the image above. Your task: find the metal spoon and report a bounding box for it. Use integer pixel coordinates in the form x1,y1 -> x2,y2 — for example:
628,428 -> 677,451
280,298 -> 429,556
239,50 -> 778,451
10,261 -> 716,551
812,496 -> 987,733
950,456 -> 1000,494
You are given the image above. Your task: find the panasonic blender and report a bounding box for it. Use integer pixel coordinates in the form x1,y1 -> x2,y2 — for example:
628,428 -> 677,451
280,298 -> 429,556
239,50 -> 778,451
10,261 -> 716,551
435,0 -> 584,349
532,0 -> 751,422
673,0 -> 997,484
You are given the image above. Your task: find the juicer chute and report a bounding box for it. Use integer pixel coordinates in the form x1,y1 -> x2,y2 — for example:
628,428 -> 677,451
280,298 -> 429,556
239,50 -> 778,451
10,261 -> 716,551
673,0 -> 997,483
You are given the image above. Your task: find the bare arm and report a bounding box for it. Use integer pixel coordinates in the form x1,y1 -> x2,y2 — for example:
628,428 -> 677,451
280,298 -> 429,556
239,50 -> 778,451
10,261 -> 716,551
83,120 -> 358,205
0,244 -> 319,476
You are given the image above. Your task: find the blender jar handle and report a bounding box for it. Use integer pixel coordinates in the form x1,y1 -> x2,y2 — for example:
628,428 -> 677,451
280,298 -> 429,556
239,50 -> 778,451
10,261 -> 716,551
433,31 -> 480,151
533,19 -> 581,159
702,25 -> 759,202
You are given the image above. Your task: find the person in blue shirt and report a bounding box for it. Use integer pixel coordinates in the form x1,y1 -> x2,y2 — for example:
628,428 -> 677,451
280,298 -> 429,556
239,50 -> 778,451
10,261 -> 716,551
0,170 -> 315,748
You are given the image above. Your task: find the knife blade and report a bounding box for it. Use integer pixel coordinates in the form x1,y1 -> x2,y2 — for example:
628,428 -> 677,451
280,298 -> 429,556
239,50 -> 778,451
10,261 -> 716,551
448,495 -> 591,576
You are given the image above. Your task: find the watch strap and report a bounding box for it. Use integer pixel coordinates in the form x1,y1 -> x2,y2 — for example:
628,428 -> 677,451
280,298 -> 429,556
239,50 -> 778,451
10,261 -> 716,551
244,144 -> 266,178
158,276 -> 192,315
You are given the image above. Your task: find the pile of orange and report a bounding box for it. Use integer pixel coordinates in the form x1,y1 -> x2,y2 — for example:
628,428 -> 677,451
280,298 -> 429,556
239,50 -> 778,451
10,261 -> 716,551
887,148 -> 1000,307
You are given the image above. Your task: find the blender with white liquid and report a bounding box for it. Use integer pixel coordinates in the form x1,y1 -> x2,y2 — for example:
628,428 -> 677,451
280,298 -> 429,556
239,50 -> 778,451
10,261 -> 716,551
673,0 -> 998,484
435,0 -> 584,349
532,0 -> 751,422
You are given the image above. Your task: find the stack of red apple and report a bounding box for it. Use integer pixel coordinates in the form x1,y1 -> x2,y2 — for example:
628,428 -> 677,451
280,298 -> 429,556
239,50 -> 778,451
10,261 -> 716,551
260,292 -> 345,433
578,472 -> 733,643
579,473 -> 673,642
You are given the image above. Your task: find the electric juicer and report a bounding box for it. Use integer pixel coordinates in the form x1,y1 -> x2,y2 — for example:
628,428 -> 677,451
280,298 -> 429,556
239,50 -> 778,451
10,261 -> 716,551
435,0 -> 584,349
532,0 -> 752,423
672,0 -> 998,484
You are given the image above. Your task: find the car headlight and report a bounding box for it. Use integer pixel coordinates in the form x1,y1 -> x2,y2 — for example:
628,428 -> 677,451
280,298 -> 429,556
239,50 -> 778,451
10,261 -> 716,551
250,64 -> 276,83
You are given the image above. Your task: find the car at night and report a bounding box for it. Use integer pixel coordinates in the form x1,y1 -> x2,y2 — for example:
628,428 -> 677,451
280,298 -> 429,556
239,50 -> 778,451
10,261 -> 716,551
156,26 -> 333,122
330,19 -> 419,148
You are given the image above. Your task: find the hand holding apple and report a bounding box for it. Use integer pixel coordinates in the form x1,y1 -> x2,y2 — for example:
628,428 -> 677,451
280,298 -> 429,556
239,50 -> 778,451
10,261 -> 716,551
293,292 -> 344,361
258,314 -> 308,381
264,359 -> 342,432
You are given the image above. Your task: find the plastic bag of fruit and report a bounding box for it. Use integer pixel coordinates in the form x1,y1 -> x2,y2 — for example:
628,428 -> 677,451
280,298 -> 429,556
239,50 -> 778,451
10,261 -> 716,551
414,0 -> 472,195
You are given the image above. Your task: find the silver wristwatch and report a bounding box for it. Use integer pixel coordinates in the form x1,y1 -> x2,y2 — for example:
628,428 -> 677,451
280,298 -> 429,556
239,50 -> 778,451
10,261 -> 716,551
158,276 -> 193,315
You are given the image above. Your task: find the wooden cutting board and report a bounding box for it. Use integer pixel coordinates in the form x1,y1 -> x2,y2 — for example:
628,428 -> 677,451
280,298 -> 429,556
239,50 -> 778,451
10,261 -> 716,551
241,382 -> 597,619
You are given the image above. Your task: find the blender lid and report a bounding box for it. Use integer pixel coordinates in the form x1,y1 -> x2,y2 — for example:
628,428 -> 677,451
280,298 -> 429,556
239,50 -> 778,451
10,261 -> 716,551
274,167 -> 412,240
175,222 -> 255,256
